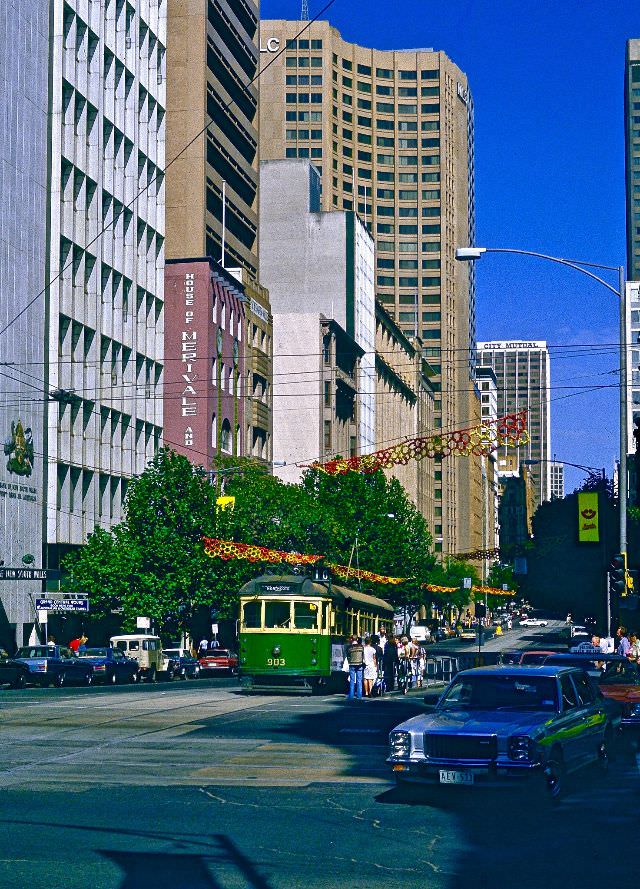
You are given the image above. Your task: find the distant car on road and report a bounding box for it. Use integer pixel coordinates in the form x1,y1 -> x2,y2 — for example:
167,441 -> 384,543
520,618 -> 549,627
75,647 -> 140,685
163,648 -> 200,680
388,665 -> 616,799
110,634 -> 175,682
8,645 -> 94,687
198,648 -> 239,676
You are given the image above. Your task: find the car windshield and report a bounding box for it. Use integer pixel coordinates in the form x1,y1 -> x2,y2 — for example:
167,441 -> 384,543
76,648 -> 108,658
439,675 -> 558,711
163,650 -> 181,657
205,649 -> 229,657
15,647 -> 51,659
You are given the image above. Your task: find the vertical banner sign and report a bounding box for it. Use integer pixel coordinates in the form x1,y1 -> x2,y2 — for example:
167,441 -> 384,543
578,492 -> 599,543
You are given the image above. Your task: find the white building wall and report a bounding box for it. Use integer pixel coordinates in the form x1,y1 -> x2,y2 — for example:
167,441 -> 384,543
47,0 -> 165,547
628,282 -> 640,455
354,215 -> 375,454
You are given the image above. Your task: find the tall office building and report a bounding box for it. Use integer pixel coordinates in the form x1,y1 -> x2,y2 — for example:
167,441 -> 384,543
0,1 -> 50,648
550,461 -> 565,500
626,39 -> 640,282
0,1 -> 166,647
477,340 -> 552,510
165,0 -> 259,275
259,20 -> 480,554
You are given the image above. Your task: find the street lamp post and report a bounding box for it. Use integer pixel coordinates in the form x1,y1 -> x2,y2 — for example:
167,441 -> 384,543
456,247 -> 627,561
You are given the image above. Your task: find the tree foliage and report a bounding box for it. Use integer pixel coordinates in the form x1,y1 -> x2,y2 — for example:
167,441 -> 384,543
63,450 -> 444,633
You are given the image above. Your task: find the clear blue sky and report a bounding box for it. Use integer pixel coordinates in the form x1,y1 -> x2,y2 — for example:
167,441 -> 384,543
262,0 -> 640,492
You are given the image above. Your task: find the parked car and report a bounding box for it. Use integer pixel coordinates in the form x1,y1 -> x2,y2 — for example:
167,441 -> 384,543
0,648 -> 32,689
198,648 -> 239,675
8,644 -> 94,687
110,634 -> 175,682
163,648 -> 200,680
518,650 -> 559,665
388,665 -> 616,799
75,647 -> 140,685
519,618 -> 549,627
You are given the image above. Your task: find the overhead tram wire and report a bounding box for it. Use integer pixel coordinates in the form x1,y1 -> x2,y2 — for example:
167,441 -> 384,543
0,0 -> 339,342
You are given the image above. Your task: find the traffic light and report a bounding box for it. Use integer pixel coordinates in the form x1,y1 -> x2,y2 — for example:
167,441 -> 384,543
609,554 -> 626,597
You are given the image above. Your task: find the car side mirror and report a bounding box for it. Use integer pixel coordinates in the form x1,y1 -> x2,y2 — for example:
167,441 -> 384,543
423,692 -> 440,707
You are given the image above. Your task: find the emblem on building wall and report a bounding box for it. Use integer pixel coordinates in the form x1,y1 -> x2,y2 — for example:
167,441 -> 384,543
4,420 -> 34,477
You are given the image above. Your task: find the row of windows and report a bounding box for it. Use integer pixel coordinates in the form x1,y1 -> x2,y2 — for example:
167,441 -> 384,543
286,128 -> 322,140
285,56 -> 323,68
286,74 -> 322,86
285,92 -> 323,103
284,39 -> 323,49
377,259 -> 443,269
285,147 -> 322,159
376,275 -> 441,287
374,188 -> 440,200
285,110 -> 322,122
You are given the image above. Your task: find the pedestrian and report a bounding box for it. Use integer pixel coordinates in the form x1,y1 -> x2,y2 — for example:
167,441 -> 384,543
416,644 -> 426,688
378,626 -> 388,651
371,634 -> 384,671
363,637 -> 377,696
47,635 -> 56,648
198,637 -> 208,657
69,635 -> 82,653
78,635 -> 88,652
345,635 -> 364,700
629,631 -> 640,661
383,634 -> 399,691
617,626 -> 631,658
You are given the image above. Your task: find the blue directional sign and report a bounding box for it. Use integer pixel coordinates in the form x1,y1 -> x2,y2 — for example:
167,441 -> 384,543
35,598 -> 90,613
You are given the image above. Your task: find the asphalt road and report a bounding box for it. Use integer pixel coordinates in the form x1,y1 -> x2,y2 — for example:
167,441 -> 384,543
0,623 -> 632,889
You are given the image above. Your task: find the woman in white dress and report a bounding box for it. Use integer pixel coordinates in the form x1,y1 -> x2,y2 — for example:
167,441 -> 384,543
363,638 -> 377,696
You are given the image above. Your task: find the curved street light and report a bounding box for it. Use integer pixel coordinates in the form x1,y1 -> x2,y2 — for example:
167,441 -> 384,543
455,246 -> 627,559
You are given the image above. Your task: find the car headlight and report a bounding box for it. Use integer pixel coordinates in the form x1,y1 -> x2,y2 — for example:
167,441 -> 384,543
389,731 -> 411,758
508,735 -> 535,761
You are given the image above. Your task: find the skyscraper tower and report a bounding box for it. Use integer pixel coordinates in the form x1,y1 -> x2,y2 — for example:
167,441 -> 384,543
625,39 -> 640,281
258,20 -> 480,555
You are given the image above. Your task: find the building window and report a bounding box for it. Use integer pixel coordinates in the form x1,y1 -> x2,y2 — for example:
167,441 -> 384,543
324,419 -> 332,450
376,67 -> 393,78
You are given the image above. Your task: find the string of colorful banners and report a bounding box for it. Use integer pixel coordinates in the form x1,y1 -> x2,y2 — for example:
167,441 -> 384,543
455,548 -> 501,562
327,563 -> 407,585
423,583 -> 513,597
310,411 -> 528,476
202,537 -> 322,565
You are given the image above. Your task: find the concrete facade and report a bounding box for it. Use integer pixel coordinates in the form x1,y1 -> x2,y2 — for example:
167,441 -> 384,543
0,0 -> 50,648
259,159 -> 375,454
626,39 -> 640,282
272,313 -> 362,484
477,340 -> 552,511
258,19 -> 481,557
164,259 -> 246,468
165,0 -> 259,277
375,303 -> 435,529
46,0 -> 165,567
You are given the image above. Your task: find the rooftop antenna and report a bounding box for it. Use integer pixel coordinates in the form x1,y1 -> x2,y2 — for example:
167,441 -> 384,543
301,0 -> 309,20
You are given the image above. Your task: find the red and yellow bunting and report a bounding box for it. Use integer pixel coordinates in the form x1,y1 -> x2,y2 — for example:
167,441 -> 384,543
311,411 -> 528,475
328,563 -> 407,585
202,537 -> 322,565
422,583 -> 513,597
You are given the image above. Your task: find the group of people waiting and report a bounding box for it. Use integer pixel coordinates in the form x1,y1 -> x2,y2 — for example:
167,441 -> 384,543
343,629 -> 425,699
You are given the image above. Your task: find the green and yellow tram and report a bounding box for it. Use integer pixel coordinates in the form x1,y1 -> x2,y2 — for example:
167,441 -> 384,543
238,573 -> 394,692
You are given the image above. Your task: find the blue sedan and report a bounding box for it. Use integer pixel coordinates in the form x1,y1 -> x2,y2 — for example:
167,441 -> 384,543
388,665 -> 618,799
75,647 -> 140,684
10,645 -> 94,687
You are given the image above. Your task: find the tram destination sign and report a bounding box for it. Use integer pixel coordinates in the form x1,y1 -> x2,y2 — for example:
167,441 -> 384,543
259,582 -> 298,594
0,568 -> 61,581
35,598 -> 90,613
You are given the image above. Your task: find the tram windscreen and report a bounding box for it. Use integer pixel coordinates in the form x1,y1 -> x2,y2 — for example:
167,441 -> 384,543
294,601 -> 319,629
264,601 -> 292,628
242,601 -> 261,628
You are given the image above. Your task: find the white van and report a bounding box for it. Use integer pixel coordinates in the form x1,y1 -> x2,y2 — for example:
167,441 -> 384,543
110,634 -> 175,682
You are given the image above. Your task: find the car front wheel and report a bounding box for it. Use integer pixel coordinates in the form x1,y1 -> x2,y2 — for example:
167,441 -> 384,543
84,672 -> 93,687
109,671 -> 118,685
11,673 -> 25,690
130,670 -> 139,684
54,672 -> 65,688
544,752 -> 565,800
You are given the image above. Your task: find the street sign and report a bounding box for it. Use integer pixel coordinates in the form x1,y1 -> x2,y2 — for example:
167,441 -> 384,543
462,577 -> 472,589
35,598 -> 89,613
0,568 -> 60,581
136,617 -> 151,630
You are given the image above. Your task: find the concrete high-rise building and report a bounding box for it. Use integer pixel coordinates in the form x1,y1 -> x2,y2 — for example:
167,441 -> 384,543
476,367 -> 499,576
0,1 -> 50,648
477,340 -> 552,511
0,1 -> 166,648
625,39 -> 640,282
165,0 -> 260,276
550,461 -> 565,500
259,20 -> 479,554
259,159 -> 375,455
626,281 -> 640,455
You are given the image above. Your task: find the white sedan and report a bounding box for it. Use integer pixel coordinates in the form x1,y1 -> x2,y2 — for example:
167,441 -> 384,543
519,618 -> 549,627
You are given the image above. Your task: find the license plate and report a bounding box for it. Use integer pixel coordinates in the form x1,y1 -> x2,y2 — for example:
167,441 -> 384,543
439,769 -> 474,785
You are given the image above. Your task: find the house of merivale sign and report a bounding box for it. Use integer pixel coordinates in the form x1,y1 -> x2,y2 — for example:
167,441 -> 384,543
181,273 -> 197,448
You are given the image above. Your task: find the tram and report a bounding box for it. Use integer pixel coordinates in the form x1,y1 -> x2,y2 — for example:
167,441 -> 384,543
238,572 -> 394,692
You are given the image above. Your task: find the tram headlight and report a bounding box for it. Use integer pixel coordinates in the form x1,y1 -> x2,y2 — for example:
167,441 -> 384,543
272,645 -> 281,656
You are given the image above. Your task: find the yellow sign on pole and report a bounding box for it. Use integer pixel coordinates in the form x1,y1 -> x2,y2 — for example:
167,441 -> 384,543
216,496 -> 236,511
577,492 -> 599,543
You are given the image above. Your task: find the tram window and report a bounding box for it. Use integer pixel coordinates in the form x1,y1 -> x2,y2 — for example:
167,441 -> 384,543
242,601 -> 262,628
294,602 -> 319,629
265,600 -> 292,628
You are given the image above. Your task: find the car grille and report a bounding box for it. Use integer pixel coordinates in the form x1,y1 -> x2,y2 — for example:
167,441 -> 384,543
424,733 -> 497,761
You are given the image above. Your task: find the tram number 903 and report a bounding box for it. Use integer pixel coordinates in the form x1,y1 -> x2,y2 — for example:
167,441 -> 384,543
267,658 -> 286,666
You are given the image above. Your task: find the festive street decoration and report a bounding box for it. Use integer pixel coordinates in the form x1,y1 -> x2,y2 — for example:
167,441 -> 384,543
455,547 -> 501,561
202,538 -> 322,565
310,411 -> 528,476
328,563 -> 407,585
422,583 -> 513,597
